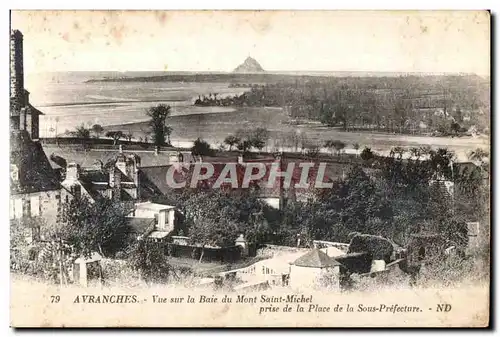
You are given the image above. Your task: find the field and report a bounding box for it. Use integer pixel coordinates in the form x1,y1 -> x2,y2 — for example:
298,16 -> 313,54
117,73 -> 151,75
105,106 -> 489,162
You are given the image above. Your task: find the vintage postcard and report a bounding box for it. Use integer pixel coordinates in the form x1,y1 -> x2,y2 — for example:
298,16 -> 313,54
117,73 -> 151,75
9,10 -> 490,327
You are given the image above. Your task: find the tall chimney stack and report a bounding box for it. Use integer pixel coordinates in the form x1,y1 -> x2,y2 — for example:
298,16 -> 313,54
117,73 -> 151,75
10,30 -> 24,111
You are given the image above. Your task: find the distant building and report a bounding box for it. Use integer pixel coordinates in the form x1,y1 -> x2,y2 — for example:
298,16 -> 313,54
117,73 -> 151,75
10,131 -> 65,229
62,153 -> 142,204
126,202 -> 178,242
289,249 -> 341,290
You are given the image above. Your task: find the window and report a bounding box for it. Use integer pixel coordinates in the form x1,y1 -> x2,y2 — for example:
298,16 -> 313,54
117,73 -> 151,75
24,198 -> 31,217
10,199 -> 14,219
10,164 -> 19,182
31,196 -> 40,216
14,198 -> 22,218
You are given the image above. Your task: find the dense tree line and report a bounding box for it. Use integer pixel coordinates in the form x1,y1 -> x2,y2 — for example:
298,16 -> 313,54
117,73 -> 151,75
169,146 -> 488,252
195,75 -> 489,135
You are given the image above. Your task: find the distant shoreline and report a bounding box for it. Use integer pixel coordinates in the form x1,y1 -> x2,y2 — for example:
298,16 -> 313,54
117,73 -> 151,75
84,72 -> 481,84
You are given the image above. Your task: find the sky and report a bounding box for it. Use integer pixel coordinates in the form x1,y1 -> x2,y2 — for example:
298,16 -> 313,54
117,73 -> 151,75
11,10 -> 490,75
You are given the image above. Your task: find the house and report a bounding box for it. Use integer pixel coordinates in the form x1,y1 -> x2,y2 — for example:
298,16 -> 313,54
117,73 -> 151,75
128,202 -> 177,242
59,152 -> 141,204
137,153 -> 339,210
10,30 -> 66,242
289,249 -> 342,290
10,132 -> 64,225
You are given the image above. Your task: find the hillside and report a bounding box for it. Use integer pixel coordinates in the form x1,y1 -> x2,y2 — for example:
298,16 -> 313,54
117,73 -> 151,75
233,57 -> 265,73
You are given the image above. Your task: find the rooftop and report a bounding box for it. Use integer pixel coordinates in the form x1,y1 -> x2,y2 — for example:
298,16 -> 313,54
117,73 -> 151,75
134,201 -> 175,212
291,249 -> 341,268
10,132 -> 61,194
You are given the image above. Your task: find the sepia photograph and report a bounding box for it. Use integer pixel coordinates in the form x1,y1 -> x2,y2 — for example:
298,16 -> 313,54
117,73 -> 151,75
8,10 -> 490,327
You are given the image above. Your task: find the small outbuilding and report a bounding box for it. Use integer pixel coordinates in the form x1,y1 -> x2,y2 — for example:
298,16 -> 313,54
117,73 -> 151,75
73,252 -> 103,287
289,249 -> 341,290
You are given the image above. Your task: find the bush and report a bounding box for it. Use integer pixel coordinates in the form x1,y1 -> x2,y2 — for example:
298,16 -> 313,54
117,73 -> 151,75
191,138 -> 214,157
417,255 -> 488,288
360,147 -> 375,161
128,242 -> 171,285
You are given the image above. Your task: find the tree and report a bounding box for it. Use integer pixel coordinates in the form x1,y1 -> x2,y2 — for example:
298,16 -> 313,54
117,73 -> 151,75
450,121 -> 461,135
184,191 -> 241,262
468,148 -> 489,166
57,197 -> 132,258
334,141 -> 346,156
191,138 -> 214,157
360,147 -> 375,162
234,127 -> 269,153
190,218 -> 240,250
304,145 -> 320,161
70,124 -> 91,147
333,166 -> 393,234
106,131 -> 124,146
146,104 -> 172,146
428,148 -> 456,180
237,140 -> 252,154
325,140 -> 345,156
91,124 -> 104,138
125,132 -> 134,142
183,190 -> 271,260
250,127 -> 269,151
71,124 -> 91,139
389,146 -> 406,159
129,241 -> 171,284
224,135 -> 240,151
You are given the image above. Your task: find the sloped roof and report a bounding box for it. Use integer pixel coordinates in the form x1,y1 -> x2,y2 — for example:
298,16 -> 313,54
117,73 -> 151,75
81,168 -> 133,183
291,249 -> 341,268
10,131 -> 61,194
45,146 -> 177,169
138,159 -> 338,198
28,104 -> 44,115
127,217 -> 155,234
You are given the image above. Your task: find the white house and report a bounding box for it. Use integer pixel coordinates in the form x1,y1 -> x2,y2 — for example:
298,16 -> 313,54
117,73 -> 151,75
289,249 -> 342,291
129,201 -> 176,235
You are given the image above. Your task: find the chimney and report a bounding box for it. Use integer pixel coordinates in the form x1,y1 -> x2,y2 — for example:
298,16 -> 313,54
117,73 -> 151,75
116,155 -> 127,175
237,154 -> 244,164
118,144 -> 123,153
10,30 -> 24,111
108,166 -> 121,201
19,107 -> 27,131
154,146 -> 159,156
65,163 -> 80,181
125,154 -> 141,186
93,160 -> 103,171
